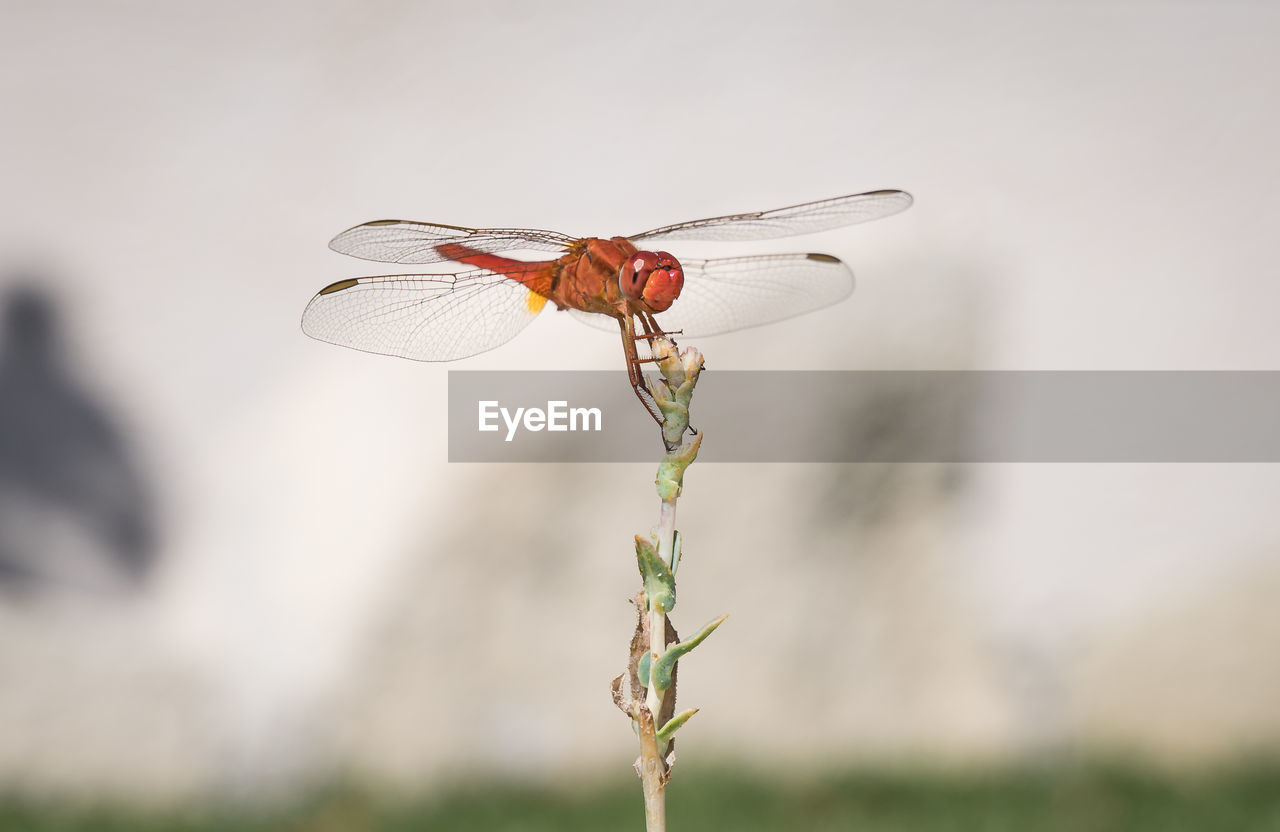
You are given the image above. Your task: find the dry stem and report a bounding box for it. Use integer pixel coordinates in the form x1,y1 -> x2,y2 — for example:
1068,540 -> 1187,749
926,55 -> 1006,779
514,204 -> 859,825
636,704 -> 668,831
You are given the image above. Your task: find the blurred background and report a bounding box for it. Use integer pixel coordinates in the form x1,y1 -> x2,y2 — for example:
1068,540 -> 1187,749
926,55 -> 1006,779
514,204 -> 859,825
2,1 -> 1278,828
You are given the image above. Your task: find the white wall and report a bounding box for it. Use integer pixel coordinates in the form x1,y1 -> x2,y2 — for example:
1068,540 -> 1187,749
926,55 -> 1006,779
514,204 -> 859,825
1,0 -> 1277,799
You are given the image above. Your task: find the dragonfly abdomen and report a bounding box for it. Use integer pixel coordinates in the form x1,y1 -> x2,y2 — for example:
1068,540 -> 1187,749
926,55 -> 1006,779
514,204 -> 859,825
436,243 -> 557,299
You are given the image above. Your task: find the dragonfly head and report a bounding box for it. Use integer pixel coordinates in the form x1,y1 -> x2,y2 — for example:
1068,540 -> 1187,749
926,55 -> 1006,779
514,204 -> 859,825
619,250 -> 684,312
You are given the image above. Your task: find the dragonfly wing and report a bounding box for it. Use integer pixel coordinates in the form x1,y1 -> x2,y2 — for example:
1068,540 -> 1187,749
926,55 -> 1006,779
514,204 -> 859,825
629,190 -> 912,243
566,253 -> 855,338
656,253 -> 854,337
330,220 -> 576,265
566,307 -> 623,334
302,266 -> 548,361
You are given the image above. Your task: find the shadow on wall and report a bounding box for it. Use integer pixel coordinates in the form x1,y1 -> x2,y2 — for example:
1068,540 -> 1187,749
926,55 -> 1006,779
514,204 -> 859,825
0,281 -> 155,596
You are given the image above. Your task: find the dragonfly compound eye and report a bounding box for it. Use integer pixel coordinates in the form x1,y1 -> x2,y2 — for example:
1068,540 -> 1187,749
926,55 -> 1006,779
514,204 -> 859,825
640,251 -> 683,312
619,251 -> 660,300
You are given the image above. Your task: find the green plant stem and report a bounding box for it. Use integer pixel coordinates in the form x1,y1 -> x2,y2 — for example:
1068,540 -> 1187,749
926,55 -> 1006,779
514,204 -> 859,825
629,336 -> 706,832
647,497 -> 677,746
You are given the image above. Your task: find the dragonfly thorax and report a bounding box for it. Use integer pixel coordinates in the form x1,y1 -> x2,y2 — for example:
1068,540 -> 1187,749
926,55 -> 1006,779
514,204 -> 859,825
619,249 -> 684,312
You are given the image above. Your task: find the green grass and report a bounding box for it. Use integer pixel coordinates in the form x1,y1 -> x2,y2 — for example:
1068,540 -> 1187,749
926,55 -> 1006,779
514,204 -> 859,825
2,764 -> 1279,831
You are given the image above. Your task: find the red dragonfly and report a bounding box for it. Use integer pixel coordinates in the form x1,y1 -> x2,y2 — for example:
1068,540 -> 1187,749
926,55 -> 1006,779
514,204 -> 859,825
302,190 -> 912,424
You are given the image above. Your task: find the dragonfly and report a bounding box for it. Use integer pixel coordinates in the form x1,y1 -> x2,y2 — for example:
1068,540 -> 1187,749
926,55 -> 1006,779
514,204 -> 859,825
302,189 -> 912,430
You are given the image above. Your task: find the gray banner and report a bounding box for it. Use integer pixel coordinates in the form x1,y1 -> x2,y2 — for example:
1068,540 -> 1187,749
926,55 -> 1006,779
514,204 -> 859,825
447,371 -> 1280,462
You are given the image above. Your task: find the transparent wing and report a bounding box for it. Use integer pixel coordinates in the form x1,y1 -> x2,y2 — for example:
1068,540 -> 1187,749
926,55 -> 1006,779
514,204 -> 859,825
567,253 -> 854,338
629,190 -> 912,243
330,220 -> 576,265
301,266 -> 547,361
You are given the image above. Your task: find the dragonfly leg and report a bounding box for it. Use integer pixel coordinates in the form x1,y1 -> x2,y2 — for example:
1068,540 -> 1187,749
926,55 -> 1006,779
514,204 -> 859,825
631,311 -> 682,342
633,330 -> 681,342
620,315 -> 665,428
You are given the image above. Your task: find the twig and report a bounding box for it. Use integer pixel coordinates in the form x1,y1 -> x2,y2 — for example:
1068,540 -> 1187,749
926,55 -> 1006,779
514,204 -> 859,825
612,337 -> 726,832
